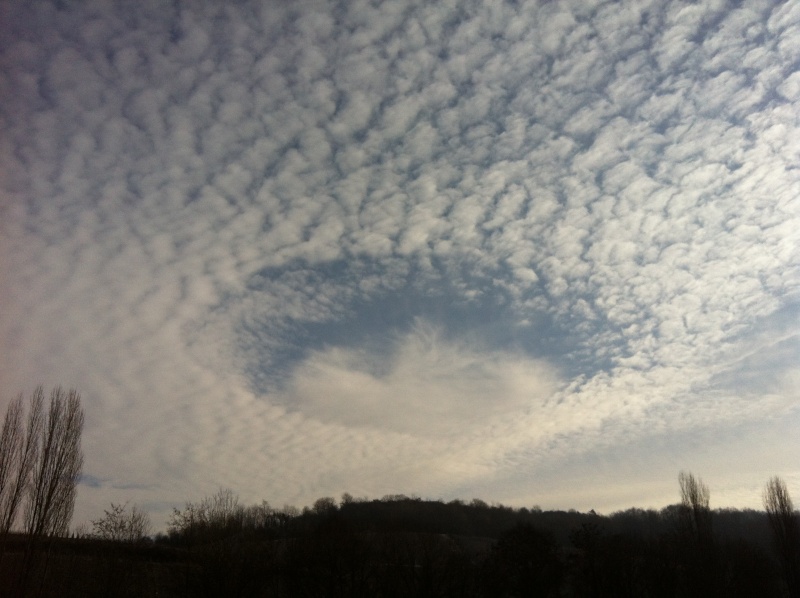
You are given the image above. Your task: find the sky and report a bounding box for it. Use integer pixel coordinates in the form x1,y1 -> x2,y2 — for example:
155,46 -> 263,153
1,0 -> 799,531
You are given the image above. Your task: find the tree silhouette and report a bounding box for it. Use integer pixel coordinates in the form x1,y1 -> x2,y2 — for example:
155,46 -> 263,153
24,387 -> 84,538
92,503 -> 152,542
0,389 -> 43,537
677,471 -> 718,595
679,470 -> 712,542
764,476 -> 800,597
0,386 -> 84,596
168,487 -> 245,543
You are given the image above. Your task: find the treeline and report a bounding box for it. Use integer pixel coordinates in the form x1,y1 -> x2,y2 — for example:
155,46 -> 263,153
1,389 -> 799,596
154,479 -> 798,598
1,481 -> 798,597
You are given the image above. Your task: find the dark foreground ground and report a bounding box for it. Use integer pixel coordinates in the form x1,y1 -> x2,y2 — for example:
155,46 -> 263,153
1,498 -> 796,597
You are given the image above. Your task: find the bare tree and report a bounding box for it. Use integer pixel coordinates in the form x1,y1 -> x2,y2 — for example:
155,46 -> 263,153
1,387 -> 84,596
0,396 -> 24,519
169,488 -> 245,542
679,470 -> 712,541
313,496 -> 337,515
24,387 -> 84,537
679,471 -> 710,510
0,388 -> 44,534
201,487 -> 241,526
677,471 -> 718,593
764,476 -> 800,597
92,502 -> 152,542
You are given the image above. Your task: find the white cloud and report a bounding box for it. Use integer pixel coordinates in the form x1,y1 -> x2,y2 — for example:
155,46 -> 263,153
281,319 -> 561,436
1,0 -> 799,528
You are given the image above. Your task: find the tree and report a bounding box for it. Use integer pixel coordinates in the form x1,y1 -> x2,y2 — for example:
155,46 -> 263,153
313,496 -> 337,516
91,502 -> 152,542
678,471 -> 718,595
168,487 -> 245,542
0,388 -> 44,535
0,387 -> 84,596
763,476 -> 800,597
679,470 -> 712,542
24,387 -> 84,537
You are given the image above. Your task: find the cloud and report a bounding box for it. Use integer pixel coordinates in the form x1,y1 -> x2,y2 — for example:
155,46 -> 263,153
1,0 -> 799,528
280,319 -> 561,435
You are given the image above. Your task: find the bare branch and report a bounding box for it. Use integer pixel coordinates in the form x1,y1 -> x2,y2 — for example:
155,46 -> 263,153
679,470 -> 710,512
92,503 -> 152,542
24,387 -> 84,537
0,387 -> 44,533
678,470 -> 713,545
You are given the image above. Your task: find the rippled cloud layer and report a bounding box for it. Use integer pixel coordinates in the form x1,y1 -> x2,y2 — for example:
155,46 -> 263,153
1,0 -> 798,527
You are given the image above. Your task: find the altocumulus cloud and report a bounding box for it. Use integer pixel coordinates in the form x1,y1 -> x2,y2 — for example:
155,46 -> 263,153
0,0 -> 799,528
281,319 -> 560,434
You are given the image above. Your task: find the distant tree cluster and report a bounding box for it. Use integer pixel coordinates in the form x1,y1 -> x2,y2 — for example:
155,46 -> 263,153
91,502 -> 151,543
21,476 -> 788,598
168,487 -> 274,543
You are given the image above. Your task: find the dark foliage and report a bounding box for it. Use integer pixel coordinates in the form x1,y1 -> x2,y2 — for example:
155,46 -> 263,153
483,523 -> 562,597
1,493 -> 794,597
